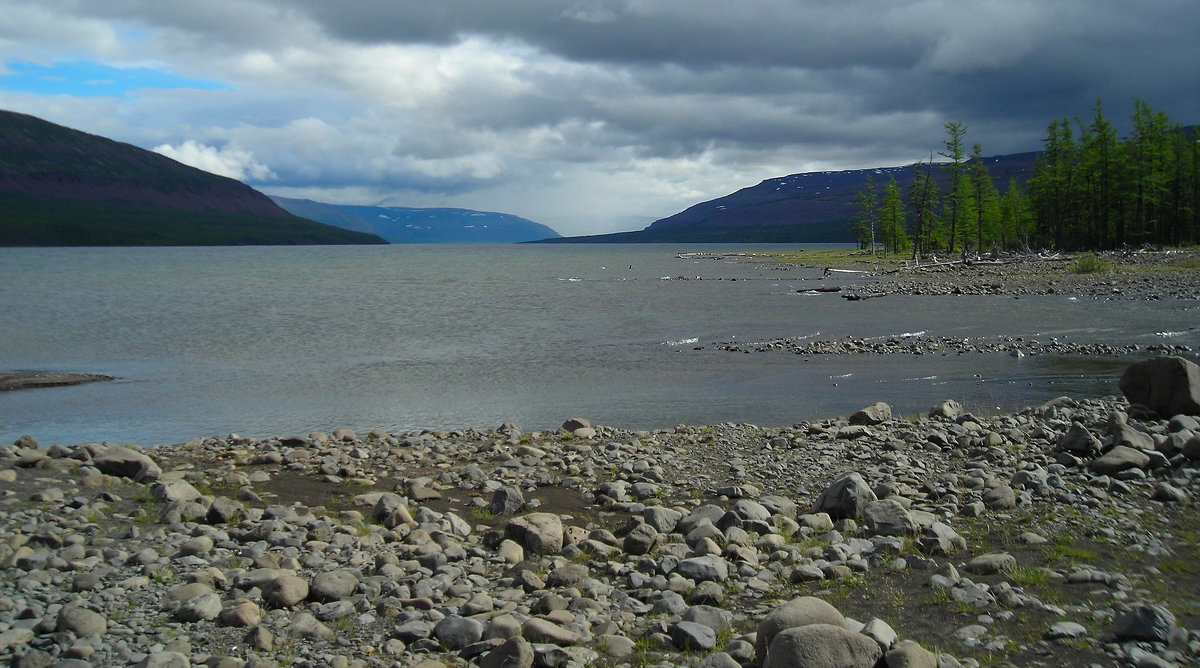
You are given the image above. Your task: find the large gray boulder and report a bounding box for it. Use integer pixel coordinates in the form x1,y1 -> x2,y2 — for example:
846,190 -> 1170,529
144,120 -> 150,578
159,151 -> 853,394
490,486 -> 525,516
763,623 -> 883,668
262,574 -> 309,608
1113,603 -> 1176,642
849,401 -> 892,426
504,512 -> 564,554
57,606 -> 107,636
1056,422 -> 1102,455
1090,445 -> 1151,475
481,637 -> 534,668
92,446 -> 162,481
863,499 -> 917,536
675,555 -> 729,583
372,493 -> 416,529
310,569 -> 359,602
754,596 -> 846,665
433,615 -> 485,650
885,640 -> 939,668
1119,356 -> 1200,417
928,399 -> 963,420
622,522 -> 660,555
812,472 -> 877,520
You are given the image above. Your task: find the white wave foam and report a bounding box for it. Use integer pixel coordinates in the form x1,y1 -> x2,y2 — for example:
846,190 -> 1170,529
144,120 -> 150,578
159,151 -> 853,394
1156,330 -> 1186,338
662,337 -> 699,347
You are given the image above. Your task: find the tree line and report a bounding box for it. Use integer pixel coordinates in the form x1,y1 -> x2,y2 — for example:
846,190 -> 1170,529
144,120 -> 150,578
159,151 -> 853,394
853,100 -> 1198,258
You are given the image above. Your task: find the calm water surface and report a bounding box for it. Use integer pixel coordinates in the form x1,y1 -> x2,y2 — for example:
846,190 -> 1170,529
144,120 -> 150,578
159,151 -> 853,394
1,244 -> 1196,445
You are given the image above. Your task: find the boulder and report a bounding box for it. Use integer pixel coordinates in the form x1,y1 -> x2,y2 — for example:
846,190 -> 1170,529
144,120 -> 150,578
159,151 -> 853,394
504,513 -> 564,554
1113,603 -> 1176,642
849,401 -> 892,426
433,615 -> 485,651
643,506 -> 683,533
262,575 -> 309,608
682,605 -> 734,634
918,522 -> 966,555
622,522 -> 660,555
763,623 -> 882,668
92,446 -> 161,481
1090,445 -> 1151,475
176,592 -> 222,622
1119,356 -> 1200,417
812,472 -> 877,520
480,637 -> 534,668
982,485 -> 1017,509
964,552 -> 1017,575
863,499 -> 917,536
281,611 -> 332,640
1109,415 -> 1155,451
860,617 -> 897,652
1183,434 -> 1200,461
489,486 -> 525,516
754,596 -> 846,664
675,555 -> 729,583
928,400 -> 963,420
561,417 -> 591,432
151,480 -> 202,504
670,621 -> 717,651
57,606 -> 107,636
1057,422 -> 1102,455
521,618 -> 579,645
310,569 -> 359,602
219,600 -> 261,627
884,639 -> 939,668
206,496 -> 245,524
372,493 -> 416,529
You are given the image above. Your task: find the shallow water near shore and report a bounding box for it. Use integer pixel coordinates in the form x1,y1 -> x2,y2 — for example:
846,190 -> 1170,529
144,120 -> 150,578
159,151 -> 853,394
1,244 -> 1196,445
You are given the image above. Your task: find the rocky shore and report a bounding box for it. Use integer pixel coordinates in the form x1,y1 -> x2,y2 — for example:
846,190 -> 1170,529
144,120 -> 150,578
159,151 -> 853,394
715,333 -> 1191,358
3,357 -> 1200,668
780,249 -> 1200,302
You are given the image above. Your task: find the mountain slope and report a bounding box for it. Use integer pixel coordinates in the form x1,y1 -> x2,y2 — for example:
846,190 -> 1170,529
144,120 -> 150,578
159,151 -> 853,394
542,152 -> 1038,243
272,197 -> 560,243
0,110 -> 386,246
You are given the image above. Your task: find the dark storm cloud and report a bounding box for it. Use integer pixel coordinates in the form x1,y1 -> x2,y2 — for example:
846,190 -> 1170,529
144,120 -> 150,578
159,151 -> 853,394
3,0 -> 1197,235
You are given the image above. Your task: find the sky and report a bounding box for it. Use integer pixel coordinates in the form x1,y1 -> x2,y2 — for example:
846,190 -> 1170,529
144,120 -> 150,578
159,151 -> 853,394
1,1 -> 1198,237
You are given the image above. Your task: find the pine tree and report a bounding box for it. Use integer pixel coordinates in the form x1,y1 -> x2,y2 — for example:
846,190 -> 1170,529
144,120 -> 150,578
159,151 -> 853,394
1078,100 -> 1122,248
940,122 -> 968,253
909,157 -> 940,261
879,174 -> 908,255
853,173 -> 879,251
999,180 -> 1032,250
1027,99 -> 1196,248
968,143 -> 1000,253
1029,118 -> 1078,248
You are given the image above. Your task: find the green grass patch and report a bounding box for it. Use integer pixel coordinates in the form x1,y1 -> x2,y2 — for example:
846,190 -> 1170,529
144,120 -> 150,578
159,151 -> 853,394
1041,541 -> 1099,565
1066,252 -> 1113,274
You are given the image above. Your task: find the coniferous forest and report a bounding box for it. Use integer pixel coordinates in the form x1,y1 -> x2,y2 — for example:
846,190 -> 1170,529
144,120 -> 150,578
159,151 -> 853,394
854,100 -> 1198,257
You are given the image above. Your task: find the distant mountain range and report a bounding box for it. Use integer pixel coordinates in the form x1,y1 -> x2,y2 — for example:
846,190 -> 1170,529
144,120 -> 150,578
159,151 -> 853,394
540,151 -> 1039,243
271,197 -> 560,244
0,110 -> 385,246
1,107 -> 1045,247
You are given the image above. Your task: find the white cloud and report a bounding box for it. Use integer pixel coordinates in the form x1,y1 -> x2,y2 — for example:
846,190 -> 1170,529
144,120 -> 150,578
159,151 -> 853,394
152,140 -> 275,181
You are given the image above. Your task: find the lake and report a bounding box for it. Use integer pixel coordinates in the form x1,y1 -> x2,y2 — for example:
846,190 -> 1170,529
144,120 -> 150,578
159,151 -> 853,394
1,244 -> 1195,446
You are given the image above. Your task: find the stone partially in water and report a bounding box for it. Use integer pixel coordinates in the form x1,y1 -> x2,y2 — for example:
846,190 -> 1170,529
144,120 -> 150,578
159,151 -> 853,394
1119,356 -> 1200,417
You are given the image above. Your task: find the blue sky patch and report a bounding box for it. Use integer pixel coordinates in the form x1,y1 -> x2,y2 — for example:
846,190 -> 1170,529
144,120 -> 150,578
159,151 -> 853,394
0,60 -> 230,97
